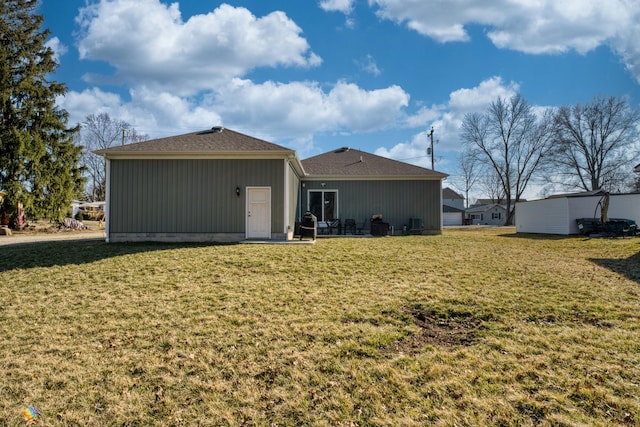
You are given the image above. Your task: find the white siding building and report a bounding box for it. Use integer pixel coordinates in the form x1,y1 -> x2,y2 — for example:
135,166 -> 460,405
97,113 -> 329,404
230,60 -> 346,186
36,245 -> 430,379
516,191 -> 640,235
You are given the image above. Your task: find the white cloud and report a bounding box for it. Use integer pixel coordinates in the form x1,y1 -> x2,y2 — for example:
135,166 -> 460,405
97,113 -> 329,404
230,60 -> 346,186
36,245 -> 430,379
58,79 -> 410,151
610,7 -> 640,84
447,77 -> 519,113
320,0 -> 357,30
357,54 -> 382,76
319,0 -> 355,14
59,87 -> 124,121
376,76 -> 519,166
58,87 -> 221,138
44,37 -> 68,63
369,0 -> 640,82
64,0 -> 411,150
213,79 -> 409,138
75,1 -> 321,95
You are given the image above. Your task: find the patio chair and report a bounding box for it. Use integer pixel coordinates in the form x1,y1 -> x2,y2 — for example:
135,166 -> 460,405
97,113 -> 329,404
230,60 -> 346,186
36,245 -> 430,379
326,219 -> 341,235
356,218 -> 368,235
344,219 -> 356,235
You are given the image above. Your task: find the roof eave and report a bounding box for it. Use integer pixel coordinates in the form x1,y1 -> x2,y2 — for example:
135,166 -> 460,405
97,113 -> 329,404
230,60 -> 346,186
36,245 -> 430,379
94,150 -> 296,160
302,173 -> 448,181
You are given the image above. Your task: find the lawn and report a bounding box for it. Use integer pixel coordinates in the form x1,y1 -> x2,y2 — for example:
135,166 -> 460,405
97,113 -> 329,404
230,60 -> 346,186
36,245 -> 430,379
1,228 -> 639,426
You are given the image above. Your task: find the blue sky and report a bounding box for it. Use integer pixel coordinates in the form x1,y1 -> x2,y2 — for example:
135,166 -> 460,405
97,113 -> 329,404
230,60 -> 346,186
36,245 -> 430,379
41,0 -> 640,199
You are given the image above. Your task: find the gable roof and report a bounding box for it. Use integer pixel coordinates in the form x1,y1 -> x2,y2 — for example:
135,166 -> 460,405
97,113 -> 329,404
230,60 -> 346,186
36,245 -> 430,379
443,187 -> 464,199
545,190 -> 607,199
443,205 -> 465,213
301,147 -> 447,180
472,198 -> 503,206
466,203 -> 507,214
94,129 -> 448,181
94,127 -> 296,159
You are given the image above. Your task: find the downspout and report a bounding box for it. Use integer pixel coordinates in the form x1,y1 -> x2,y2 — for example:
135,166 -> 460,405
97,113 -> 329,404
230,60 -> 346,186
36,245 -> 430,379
284,159 -> 290,239
439,178 -> 444,232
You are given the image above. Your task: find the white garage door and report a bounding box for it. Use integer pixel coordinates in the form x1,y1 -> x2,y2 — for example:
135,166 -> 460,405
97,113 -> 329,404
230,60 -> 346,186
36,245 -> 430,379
443,212 -> 462,226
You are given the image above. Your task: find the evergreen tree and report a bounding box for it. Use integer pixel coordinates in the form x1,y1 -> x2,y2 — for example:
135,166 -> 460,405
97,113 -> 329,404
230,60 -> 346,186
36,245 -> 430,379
0,0 -> 85,227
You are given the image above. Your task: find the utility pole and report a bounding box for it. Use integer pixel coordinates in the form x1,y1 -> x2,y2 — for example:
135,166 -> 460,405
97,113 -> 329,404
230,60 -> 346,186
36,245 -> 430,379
427,127 -> 435,170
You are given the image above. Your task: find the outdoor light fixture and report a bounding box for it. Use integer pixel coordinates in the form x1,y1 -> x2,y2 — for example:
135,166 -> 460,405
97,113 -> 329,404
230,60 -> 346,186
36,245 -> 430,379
321,182 -> 326,187
235,186 -> 241,197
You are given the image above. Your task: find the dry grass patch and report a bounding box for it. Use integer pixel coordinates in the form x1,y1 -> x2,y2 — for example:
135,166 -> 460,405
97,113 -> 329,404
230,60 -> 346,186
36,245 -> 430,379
1,229 -> 639,425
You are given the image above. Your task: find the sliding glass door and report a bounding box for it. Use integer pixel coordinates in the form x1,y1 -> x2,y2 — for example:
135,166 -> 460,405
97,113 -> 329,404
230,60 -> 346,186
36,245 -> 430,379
308,190 -> 338,221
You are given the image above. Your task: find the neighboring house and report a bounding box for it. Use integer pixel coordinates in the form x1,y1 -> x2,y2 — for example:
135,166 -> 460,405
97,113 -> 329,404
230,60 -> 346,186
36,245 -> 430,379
443,187 -> 465,210
516,190 -> 640,235
465,203 -> 507,225
442,188 -> 465,226
96,128 -> 447,242
471,198 -> 502,207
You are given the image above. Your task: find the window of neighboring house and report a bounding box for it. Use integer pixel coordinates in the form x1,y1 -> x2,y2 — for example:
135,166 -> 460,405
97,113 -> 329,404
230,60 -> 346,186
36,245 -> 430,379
480,214 -> 484,221
308,190 -> 338,222
492,212 -> 501,220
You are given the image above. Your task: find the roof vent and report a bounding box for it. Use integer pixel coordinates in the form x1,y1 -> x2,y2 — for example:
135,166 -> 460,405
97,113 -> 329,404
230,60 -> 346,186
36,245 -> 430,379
211,126 -> 224,133
335,147 -> 350,153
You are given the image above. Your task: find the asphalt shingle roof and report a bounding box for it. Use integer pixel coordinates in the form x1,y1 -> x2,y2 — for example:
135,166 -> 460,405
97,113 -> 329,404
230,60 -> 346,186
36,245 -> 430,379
443,187 -> 464,199
301,147 -> 447,178
95,130 -> 448,180
95,127 -> 294,155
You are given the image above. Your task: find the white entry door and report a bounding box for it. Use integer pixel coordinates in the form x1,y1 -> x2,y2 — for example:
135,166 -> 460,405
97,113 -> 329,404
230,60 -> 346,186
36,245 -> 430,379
246,187 -> 271,239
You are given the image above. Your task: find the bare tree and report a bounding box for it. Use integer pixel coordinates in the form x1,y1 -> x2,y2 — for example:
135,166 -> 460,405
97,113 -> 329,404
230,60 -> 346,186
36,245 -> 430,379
80,113 -> 148,200
479,169 -> 506,205
455,149 -> 482,208
461,94 -> 554,225
550,96 -> 640,192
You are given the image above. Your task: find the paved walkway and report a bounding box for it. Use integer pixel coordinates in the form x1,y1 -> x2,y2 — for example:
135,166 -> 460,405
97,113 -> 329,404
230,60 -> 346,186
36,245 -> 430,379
0,230 -> 106,246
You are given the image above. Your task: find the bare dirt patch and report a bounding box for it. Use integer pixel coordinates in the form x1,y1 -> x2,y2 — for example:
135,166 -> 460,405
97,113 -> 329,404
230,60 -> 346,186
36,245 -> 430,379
385,306 -> 483,355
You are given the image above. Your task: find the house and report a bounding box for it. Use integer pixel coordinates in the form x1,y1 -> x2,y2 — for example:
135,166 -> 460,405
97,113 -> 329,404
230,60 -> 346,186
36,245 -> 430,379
443,188 -> 465,210
465,203 -> 507,225
96,128 -> 447,242
300,147 -> 446,235
471,198 -> 502,207
516,190 -> 640,235
442,188 -> 465,226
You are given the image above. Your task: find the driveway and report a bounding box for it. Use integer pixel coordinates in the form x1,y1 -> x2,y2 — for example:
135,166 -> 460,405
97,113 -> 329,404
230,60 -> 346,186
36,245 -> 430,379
0,230 -> 106,246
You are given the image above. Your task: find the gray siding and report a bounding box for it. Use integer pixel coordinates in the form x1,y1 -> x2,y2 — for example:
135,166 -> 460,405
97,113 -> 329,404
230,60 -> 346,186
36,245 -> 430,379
301,180 -> 442,233
109,159 -> 285,234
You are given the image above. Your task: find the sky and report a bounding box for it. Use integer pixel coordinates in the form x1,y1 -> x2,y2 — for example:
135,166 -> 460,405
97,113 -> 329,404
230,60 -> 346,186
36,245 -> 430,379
40,0 -> 640,199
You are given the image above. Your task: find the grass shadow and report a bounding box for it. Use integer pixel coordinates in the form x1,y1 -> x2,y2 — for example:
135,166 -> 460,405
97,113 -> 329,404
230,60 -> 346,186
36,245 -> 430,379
590,252 -> 640,284
498,232 -> 582,241
0,239 -> 235,273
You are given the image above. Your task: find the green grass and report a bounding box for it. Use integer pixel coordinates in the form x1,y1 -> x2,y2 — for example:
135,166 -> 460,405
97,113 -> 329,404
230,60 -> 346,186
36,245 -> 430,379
1,229 -> 639,426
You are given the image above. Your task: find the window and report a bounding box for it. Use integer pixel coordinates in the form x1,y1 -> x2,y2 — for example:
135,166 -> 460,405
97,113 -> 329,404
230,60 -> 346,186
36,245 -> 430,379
492,212 -> 502,220
308,190 -> 338,221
